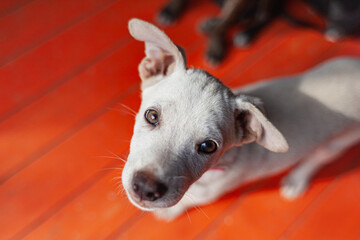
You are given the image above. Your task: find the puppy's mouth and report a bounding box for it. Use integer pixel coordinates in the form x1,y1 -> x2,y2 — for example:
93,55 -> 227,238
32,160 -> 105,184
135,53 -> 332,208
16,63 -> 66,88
125,186 -> 184,211
126,194 -> 156,211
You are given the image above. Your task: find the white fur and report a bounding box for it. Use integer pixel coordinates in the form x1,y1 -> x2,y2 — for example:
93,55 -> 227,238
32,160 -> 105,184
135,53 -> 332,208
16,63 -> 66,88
122,19 -> 360,220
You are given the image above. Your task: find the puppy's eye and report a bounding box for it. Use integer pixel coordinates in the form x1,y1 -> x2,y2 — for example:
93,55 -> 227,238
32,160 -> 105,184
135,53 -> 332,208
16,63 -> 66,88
198,140 -> 217,154
145,109 -> 159,125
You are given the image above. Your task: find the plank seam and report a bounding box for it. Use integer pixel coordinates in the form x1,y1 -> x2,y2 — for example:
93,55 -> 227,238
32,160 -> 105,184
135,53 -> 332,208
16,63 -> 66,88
9,159 -> 124,240
194,181 -> 268,240
0,83 -> 138,186
0,37 -> 131,124
0,0 -> 36,19
104,211 -> 146,240
224,27 -> 294,83
278,150 -> 360,240
0,0 -> 122,68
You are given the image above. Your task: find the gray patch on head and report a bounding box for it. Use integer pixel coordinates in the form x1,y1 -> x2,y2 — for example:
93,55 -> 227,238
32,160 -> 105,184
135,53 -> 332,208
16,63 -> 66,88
189,68 -> 234,98
157,141 -> 218,205
163,145 -> 203,180
184,68 -> 237,145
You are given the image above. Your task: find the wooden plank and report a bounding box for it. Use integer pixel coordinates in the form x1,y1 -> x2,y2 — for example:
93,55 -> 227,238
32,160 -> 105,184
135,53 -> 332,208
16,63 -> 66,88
0,0 -> 34,18
0,0 -> 157,122
23,171 -> 140,240
0,0 -> 216,185
156,0 -> 218,48
226,30 -> 333,87
21,97 -> 141,240
0,2 -> 220,238
0,0 -> 120,67
118,192 -> 244,240
0,40 -> 141,184
27,172 -> 243,239
0,94 -> 139,239
192,19 -> 292,77
315,39 -> 360,62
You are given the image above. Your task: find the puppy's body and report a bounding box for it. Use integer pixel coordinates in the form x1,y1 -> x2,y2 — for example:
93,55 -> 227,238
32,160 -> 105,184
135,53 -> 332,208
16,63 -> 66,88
121,19 -> 360,220
236,58 -> 360,171
153,58 -> 360,219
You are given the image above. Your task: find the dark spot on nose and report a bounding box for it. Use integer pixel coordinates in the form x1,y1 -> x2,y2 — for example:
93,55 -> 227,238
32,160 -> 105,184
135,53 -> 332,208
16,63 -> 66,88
132,171 -> 168,201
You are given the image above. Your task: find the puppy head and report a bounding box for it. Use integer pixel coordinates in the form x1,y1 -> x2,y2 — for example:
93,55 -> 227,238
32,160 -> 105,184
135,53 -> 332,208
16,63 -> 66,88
122,19 -> 289,211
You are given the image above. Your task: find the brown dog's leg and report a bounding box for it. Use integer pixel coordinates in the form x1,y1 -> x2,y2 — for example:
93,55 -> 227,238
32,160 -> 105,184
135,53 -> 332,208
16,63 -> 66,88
204,0 -> 249,64
157,0 -> 188,26
234,0 -> 281,47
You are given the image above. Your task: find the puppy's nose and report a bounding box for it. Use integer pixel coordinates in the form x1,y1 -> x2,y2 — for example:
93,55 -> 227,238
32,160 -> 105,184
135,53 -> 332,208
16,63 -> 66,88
132,171 -> 168,201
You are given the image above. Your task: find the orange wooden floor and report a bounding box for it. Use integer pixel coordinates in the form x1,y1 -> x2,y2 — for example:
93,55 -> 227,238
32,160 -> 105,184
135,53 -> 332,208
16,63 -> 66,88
1,0 -> 360,239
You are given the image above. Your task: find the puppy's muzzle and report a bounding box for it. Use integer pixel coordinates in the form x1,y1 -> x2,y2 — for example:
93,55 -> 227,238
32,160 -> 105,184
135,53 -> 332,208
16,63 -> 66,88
132,171 -> 168,201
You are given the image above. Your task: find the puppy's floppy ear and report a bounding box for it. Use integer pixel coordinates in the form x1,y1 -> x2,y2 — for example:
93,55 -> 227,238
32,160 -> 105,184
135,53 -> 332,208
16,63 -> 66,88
234,95 -> 289,153
128,18 -> 187,90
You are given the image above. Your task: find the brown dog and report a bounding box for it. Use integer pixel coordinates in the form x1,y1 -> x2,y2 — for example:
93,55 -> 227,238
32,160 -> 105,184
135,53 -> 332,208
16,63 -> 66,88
157,0 -> 360,64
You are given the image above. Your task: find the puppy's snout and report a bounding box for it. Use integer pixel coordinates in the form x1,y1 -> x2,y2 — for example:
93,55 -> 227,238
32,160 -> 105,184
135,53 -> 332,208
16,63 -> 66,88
132,171 -> 168,201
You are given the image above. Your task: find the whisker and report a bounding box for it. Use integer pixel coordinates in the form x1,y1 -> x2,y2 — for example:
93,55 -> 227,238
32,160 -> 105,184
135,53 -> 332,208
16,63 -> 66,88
184,193 -> 209,219
97,167 -> 122,173
184,193 -> 194,201
112,176 -> 122,180
120,103 -> 138,116
114,180 -> 126,196
108,104 -> 138,117
111,180 -> 122,189
185,209 -> 192,224
101,167 -> 124,171
117,186 -> 126,196
107,107 -> 135,117
194,205 -> 209,219
94,155 -> 124,160
179,201 -> 192,224
93,154 -> 127,164
107,150 -> 123,158
107,150 -> 127,163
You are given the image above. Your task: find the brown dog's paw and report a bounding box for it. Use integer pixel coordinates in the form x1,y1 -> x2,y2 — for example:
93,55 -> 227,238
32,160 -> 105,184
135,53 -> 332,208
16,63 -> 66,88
157,2 -> 186,26
206,34 -> 227,65
157,7 -> 178,26
324,27 -> 344,42
233,32 -> 252,48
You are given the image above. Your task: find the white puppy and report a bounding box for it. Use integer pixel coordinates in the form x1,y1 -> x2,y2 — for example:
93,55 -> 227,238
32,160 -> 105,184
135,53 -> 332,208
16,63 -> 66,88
121,18 -> 360,220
